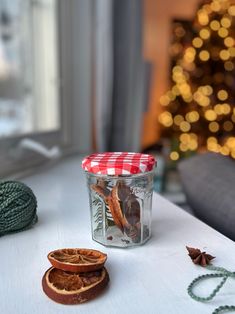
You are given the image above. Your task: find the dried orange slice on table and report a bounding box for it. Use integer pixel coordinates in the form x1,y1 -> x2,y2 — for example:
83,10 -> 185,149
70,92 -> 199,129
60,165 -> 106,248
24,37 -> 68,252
48,248 -> 107,272
42,267 -> 109,304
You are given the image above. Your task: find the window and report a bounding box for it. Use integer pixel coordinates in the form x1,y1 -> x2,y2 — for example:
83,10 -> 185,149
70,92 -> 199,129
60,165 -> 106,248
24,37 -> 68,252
0,0 -> 59,137
0,0 -> 94,177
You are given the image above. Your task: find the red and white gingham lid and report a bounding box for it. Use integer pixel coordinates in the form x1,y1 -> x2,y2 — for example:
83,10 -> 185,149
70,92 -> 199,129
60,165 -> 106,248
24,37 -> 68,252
82,152 -> 156,175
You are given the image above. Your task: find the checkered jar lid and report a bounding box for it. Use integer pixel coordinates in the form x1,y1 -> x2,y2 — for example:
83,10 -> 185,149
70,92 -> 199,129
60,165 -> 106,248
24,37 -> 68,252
82,152 -> 156,175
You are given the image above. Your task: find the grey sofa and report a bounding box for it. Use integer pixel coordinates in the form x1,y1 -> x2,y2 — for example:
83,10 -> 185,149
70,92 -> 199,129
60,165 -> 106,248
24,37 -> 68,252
178,152 -> 235,241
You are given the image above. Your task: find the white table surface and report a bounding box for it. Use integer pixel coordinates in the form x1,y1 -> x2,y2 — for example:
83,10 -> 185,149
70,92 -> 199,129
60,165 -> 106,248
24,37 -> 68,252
1,156 -> 235,314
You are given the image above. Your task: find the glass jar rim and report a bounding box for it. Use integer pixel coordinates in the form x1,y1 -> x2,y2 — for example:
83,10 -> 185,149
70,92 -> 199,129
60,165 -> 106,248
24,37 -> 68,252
84,169 -> 155,179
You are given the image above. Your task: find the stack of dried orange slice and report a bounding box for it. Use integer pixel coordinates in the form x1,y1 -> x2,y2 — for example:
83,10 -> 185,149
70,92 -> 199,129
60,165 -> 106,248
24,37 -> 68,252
42,248 -> 109,304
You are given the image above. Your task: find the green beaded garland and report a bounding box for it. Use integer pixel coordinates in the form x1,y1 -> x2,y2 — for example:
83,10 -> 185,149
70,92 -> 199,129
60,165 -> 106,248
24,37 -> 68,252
212,305 -> 235,314
188,265 -> 235,313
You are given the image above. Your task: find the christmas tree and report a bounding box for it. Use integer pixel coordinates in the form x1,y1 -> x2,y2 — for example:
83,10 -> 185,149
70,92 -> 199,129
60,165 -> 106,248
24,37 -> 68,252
159,0 -> 235,161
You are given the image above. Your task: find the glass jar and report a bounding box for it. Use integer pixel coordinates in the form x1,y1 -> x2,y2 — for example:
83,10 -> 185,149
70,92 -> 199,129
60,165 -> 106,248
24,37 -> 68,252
82,152 -> 156,248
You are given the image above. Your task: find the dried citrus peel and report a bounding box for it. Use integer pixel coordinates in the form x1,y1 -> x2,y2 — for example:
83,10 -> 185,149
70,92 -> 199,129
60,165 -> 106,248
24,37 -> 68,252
42,267 -> 109,304
45,267 -> 107,294
48,248 -> 107,272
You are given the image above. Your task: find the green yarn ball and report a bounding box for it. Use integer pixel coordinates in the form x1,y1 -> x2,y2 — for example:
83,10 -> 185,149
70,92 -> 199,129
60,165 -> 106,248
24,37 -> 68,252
0,181 -> 38,236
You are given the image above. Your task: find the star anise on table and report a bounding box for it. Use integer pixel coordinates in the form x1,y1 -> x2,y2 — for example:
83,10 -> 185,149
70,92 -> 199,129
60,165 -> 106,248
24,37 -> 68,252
186,246 -> 215,267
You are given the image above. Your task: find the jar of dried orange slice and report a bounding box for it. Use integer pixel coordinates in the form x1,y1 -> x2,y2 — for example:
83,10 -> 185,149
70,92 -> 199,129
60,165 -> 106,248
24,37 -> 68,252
82,152 -> 156,247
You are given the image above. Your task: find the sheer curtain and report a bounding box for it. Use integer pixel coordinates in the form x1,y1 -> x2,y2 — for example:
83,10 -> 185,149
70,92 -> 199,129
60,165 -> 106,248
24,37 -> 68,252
94,0 -> 113,152
94,0 -> 147,152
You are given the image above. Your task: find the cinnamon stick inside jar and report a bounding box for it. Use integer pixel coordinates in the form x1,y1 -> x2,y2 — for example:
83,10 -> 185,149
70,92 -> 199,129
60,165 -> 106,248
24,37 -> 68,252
82,152 -> 156,248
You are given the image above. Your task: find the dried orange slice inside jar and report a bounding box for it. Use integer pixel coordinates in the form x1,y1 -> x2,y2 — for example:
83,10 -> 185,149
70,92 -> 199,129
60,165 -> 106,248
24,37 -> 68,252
82,152 -> 156,248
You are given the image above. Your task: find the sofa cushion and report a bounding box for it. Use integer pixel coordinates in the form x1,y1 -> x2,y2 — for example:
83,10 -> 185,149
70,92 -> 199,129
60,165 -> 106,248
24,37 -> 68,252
178,152 -> 235,241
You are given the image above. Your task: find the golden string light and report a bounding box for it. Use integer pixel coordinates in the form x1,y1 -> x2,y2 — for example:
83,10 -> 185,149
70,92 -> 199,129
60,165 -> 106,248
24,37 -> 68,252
180,133 -> 191,143
167,91 -> 176,101
226,137 -> 235,149
205,109 -> 217,121
211,1 -> 221,12
180,121 -> 191,132
197,9 -> 209,25
228,47 -> 235,57
199,85 -> 213,95
224,37 -> 234,47
213,103 -> 232,115
223,120 -> 234,131
170,43 -> 183,56
158,112 -> 173,127
170,151 -> 179,161
222,103 -> 231,114
186,111 -> 200,123
199,28 -> 211,39
228,5 -> 235,15
218,27 -> 229,37
210,20 -> 220,30
175,25 -> 186,38
220,146 -> 230,155
214,104 -> 223,114
174,115 -> 184,126
221,17 -> 232,28
217,89 -> 228,101
178,133 -> 198,152
224,60 -> 234,71
171,85 -> 180,96
193,90 -> 211,106
203,4 -> 212,14
220,49 -> 230,60
199,50 -> 210,61
209,121 -> 220,132
179,143 -> 188,152
184,47 -> 196,63
192,37 -> 203,48
207,137 -> 219,152
159,95 -> 171,106
207,137 -> 217,143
